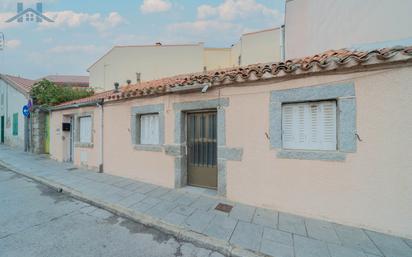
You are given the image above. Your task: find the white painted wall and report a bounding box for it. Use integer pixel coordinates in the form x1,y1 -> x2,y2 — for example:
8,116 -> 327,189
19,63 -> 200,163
285,0 -> 412,59
203,48 -> 232,71
238,28 -> 282,65
89,29 -> 282,92
88,44 -> 205,91
0,79 -> 28,150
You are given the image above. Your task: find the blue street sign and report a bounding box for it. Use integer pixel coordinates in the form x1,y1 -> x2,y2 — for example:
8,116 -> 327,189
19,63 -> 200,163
22,105 -> 30,117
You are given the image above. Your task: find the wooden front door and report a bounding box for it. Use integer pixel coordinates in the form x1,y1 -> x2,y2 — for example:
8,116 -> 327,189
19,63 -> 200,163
187,111 -> 217,189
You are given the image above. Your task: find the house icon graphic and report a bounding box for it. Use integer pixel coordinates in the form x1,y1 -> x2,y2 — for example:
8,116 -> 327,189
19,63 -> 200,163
6,2 -> 54,23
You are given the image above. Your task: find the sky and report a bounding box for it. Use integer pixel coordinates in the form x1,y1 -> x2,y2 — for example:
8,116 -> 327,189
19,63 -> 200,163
0,0 -> 285,79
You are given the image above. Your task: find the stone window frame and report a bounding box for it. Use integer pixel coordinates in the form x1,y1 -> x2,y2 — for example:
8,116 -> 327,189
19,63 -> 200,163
269,82 -> 357,161
130,104 -> 165,152
165,98 -> 243,196
74,112 -> 94,148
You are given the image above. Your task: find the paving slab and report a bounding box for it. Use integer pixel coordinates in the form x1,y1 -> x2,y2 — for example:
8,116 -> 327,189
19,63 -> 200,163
229,203 -> 256,222
172,205 -> 196,216
145,187 -> 171,198
117,191 -> 147,207
183,209 -> 215,233
294,235 -> 331,257
327,243 -> 368,257
278,212 -> 307,236
305,218 -> 341,244
229,221 -> 263,252
190,196 -> 217,211
161,212 -> 187,226
260,239 -> 294,257
262,227 -> 293,246
333,224 -> 382,256
174,194 -> 200,206
365,230 -> 412,257
203,215 -> 238,241
145,201 -> 179,218
252,208 -> 278,228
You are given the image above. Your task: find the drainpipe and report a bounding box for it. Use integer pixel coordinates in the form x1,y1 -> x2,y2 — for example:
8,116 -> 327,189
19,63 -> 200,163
97,99 -> 104,173
280,25 -> 286,62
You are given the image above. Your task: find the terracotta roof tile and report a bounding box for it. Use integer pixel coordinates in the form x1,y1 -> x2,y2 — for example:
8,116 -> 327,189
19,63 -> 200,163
0,74 -> 35,94
54,46 -> 412,109
39,75 -> 89,87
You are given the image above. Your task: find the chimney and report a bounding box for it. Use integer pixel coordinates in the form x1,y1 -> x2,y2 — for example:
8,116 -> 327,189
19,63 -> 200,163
17,3 -> 23,22
114,82 -> 119,92
136,73 -> 141,84
36,3 -> 43,22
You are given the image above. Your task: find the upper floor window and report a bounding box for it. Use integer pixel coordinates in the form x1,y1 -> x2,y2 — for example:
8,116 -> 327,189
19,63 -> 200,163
282,101 -> 337,151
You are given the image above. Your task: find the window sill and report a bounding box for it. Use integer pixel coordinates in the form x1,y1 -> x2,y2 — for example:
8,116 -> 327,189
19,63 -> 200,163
75,142 -> 94,148
133,144 -> 163,152
277,150 -> 346,161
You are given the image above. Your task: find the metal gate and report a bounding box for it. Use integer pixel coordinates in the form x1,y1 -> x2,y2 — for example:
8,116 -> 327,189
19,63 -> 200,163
187,111 -> 217,189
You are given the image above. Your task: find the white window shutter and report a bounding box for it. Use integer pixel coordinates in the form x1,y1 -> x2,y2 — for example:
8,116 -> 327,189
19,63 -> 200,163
282,101 -> 336,151
140,114 -> 159,145
79,116 -> 92,143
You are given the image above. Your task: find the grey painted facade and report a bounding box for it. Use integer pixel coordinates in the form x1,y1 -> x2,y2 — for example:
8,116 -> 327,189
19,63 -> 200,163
269,83 -> 357,161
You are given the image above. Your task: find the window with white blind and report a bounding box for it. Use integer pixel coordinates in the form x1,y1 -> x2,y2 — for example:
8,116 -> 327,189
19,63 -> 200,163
79,116 -> 92,144
282,101 -> 337,151
139,114 -> 160,145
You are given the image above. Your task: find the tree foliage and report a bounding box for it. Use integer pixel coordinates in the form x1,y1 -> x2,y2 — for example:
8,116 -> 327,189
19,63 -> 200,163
30,79 -> 94,106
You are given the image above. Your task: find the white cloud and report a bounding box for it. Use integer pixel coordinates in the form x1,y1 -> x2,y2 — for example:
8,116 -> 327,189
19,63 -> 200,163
197,5 -> 218,20
39,11 -> 125,32
168,0 -> 283,44
140,0 -> 171,13
169,20 -> 240,34
6,39 -> 21,49
48,44 -> 103,54
90,12 -> 125,32
197,0 -> 282,21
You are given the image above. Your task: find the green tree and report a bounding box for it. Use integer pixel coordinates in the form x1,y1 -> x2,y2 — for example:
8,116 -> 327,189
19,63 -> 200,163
30,79 -> 94,106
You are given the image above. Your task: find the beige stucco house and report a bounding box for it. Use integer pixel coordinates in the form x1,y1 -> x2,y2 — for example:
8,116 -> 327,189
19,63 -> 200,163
88,28 -> 282,92
50,46 -> 412,239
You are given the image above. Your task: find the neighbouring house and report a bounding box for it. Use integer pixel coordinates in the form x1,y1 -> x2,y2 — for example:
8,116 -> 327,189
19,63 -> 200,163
88,28 -> 282,91
0,74 -> 90,153
284,0 -> 412,59
39,75 -> 89,88
49,46 -> 412,239
0,74 -> 33,150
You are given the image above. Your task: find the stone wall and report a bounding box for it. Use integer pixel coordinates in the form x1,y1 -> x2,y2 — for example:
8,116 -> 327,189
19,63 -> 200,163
30,108 -> 47,154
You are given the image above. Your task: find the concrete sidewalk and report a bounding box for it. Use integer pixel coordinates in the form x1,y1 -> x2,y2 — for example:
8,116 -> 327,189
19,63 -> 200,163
0,146 -> 411,257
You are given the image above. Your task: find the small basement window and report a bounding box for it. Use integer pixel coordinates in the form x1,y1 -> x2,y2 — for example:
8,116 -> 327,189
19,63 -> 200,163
79,116 -> 92,144
139,113 -> 160,145
282,100 -> 337,151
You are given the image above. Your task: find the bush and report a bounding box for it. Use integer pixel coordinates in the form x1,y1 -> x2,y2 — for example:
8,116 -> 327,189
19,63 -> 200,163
30,79 -> 94,106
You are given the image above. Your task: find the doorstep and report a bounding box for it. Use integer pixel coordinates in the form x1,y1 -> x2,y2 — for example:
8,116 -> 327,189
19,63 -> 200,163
0,145 -> 411,257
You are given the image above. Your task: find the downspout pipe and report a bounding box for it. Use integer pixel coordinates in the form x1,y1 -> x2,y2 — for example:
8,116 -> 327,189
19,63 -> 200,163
96,99 -> 104,173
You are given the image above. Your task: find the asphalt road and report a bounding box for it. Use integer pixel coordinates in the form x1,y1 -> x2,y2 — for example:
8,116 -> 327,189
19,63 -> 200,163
0,166 -> 226,257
